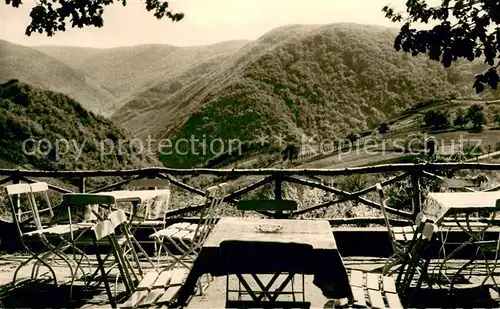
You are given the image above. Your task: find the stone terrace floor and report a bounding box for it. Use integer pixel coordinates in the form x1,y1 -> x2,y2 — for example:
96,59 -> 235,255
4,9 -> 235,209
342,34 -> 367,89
0,255 -> 499,308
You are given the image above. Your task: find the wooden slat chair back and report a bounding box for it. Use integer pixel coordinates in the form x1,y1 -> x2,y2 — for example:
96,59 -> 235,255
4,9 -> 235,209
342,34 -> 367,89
28,182 -> 56,230
63,194 -> 116,206
108,209 -> 128,229
4,183 -> 37,228
237,199 -> 298,218
198,183 -> 228,243
92,220 -> 115,241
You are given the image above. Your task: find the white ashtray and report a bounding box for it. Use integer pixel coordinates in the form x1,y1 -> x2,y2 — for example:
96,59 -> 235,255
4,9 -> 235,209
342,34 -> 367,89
255,223 -> 283,233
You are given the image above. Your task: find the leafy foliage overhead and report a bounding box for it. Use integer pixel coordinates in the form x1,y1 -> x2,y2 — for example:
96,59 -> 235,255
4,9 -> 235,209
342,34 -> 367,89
4,0 -> 183,36
383,0 -> 500,93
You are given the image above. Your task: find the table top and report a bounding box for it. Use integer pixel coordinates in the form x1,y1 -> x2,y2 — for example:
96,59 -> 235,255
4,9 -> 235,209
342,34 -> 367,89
204,218 -> 336,250
94,189 -> 171,203
424,192 -> 500,223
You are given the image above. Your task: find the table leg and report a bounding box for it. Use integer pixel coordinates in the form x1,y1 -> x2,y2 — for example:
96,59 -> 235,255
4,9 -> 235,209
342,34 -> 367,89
175,260 -> 205,306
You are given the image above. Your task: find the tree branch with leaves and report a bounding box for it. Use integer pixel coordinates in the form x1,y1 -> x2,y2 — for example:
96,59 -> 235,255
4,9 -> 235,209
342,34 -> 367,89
383,0 -> 500,93
4,0 -> 184,37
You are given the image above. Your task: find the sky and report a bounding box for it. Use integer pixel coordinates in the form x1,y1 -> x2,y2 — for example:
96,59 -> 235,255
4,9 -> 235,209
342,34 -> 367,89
0,0 -> 415,48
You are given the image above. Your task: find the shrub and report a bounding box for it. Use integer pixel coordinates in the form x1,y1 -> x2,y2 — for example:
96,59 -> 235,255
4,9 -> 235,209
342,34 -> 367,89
466,104 -> 486,131
378,122 -> 390,134
423,110 -> 450,130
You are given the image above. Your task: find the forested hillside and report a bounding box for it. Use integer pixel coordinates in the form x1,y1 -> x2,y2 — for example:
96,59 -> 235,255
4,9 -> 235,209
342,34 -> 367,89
0,80 -> 157,171
5,23 -> 499,169
113,24 -> 498,168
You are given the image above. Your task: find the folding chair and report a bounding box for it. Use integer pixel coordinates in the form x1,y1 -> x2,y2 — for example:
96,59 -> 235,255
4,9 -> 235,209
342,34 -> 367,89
28,183 -> 93,280
90,219 -> 138,308
87,209 -> 156,289
376,182 -> 437,300
108,209 -> 156,278
149,183 -> 227,270
237,199 -> 297,218
220,240 -> 312,308
4,183 -> 90,292
90,220 -> 119,308
376,183 -> 427,276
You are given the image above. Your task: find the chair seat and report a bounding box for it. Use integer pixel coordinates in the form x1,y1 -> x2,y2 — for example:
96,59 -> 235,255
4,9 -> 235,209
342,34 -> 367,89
119,268 -> 190,309
24,223 -> 89,237
169,222 -> 198,231
149,227 -> 197,242
348,270 -> 404,309
130,220 -> 165,226
393,226 -> 417,242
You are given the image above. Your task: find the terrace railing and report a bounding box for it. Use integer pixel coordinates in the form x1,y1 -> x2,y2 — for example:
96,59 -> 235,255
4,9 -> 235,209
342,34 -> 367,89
1,163 -> 500,226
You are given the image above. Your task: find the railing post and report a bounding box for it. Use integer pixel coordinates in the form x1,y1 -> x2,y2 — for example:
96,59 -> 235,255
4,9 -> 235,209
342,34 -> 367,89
274,174 -> 284,218
79,177 -> 86,193
411,171 -> 421,219
11,176 -> 21,225
10,175 -> 24,251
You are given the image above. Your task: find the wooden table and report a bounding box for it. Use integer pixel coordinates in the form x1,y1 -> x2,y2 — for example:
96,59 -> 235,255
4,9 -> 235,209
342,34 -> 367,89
424,192 -> 500,289
62,189 -> 171,221
94,189 -> 171,203
90,189 -> 171,220
175,218 -> 352,305
424,192 -> 500,224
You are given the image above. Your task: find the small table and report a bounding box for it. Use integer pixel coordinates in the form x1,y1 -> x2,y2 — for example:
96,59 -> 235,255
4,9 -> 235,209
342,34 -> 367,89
424,192 -> 500,224
94,189 -> 171,220
423,192 -> 500,288
62,189 -> 171,222
175,218 -> 353,305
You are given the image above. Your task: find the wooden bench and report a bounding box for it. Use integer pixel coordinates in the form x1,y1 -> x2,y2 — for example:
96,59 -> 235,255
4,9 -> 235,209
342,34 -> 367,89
119,268 -> 191,308
348,270 -> 404,309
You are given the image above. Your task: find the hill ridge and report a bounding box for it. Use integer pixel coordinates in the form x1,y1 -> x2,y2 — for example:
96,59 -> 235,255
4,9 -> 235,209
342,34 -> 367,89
0,39 -> 119,116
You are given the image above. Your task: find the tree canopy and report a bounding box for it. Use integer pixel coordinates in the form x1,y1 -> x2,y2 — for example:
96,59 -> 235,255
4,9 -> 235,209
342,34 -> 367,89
383,0 -> 500,93
4,0 -> 184,36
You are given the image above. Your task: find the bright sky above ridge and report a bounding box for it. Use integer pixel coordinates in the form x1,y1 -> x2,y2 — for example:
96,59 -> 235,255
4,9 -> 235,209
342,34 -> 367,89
1,0 -> 429,48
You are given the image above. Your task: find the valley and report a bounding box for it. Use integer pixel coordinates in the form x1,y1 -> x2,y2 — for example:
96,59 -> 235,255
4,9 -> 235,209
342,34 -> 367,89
1,23 -> 499,170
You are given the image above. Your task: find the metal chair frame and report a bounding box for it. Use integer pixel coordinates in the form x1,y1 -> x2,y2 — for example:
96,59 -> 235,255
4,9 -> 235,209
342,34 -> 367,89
4,183 -> 90,299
